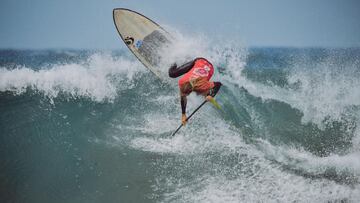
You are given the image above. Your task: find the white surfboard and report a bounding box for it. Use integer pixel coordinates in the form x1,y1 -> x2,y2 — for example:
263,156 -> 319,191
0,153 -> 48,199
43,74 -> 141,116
113,8 -> 172,79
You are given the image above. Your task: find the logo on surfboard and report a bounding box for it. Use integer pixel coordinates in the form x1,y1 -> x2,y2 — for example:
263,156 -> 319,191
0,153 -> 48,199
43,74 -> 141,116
135,40 -> 143,48
124,36 -> 134,45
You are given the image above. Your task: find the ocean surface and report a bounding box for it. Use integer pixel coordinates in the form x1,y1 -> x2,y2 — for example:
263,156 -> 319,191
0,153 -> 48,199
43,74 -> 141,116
1,45 -> 360,202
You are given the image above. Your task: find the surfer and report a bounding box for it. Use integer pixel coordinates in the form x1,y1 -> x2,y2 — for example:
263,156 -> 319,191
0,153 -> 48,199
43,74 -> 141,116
169,58 -> 222,125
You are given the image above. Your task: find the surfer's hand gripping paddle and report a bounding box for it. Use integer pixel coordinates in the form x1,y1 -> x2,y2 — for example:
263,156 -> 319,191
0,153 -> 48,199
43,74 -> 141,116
181,114 -> 187,125
170,98 -> 221,136
171,100 -> 207,136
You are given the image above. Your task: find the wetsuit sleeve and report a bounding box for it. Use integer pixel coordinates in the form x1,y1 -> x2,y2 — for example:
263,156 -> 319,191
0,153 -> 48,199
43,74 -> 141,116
168,59 -> 196,78
208,82 -> 222,97
180,95 -> 187,114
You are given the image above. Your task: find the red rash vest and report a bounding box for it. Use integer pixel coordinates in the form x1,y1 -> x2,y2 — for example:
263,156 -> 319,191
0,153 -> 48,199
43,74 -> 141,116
178,58 -> 214,95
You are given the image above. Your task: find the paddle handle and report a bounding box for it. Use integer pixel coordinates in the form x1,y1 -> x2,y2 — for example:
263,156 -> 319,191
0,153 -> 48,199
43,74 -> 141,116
171,100 -> 207,136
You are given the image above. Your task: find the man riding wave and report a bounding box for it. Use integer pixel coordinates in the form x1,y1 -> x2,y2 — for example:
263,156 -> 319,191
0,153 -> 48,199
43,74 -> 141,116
169,58 -> 222,125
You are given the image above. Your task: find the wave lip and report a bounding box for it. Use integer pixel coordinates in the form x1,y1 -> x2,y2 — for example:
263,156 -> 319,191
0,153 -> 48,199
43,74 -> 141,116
0,53 -> 143,102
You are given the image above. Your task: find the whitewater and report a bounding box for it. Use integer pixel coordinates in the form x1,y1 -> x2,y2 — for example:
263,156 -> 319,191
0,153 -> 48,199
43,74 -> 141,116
1,34 -> 360,202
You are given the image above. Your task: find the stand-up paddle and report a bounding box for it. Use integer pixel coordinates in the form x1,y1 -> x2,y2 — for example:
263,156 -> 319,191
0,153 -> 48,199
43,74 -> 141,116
171,98 -> 221,136
171,100 -> 207,136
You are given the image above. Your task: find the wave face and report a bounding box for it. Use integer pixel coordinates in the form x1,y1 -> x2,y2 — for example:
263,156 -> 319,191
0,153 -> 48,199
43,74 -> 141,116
1,46 -> 360,202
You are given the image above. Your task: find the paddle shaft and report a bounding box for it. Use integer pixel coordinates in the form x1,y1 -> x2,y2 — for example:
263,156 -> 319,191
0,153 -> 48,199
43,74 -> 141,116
171,100 -> 207,136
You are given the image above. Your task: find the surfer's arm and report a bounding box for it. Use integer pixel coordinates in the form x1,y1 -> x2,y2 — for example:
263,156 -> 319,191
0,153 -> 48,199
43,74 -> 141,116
180,95 -> 187,125
178,60 -> 195,70
181,95 -> 187,115
168,59 -> 195,78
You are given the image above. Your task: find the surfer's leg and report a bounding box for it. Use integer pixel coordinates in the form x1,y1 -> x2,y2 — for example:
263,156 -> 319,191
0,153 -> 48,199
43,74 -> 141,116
168,60 -> 195,78
209,82 -> 222,97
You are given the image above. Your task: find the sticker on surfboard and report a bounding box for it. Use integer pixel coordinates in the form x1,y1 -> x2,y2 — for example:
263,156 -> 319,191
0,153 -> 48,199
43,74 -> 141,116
135,40 -> 143,48
124,36 -> 134,45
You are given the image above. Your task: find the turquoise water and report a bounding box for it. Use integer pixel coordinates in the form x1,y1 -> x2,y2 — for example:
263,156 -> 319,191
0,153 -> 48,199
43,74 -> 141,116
1,46 -> 360,202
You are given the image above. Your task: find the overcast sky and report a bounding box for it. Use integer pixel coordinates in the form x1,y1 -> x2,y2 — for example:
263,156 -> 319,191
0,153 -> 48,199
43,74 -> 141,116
1,0 -> 359,49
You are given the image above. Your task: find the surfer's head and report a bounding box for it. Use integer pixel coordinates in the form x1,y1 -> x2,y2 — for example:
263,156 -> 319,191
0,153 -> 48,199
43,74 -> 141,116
180,78 -> 215,97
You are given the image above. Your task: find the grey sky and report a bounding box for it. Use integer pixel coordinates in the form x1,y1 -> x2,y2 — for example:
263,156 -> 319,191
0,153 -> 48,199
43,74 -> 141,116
1,0 -> 359,49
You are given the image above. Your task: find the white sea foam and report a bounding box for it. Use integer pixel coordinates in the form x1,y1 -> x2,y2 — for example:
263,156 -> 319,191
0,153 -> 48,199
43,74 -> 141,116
129,119 -> 245,155
0,53 -> 144,102
163,172 -> 360,203
123,88 -> 359,202
211,45 -> 360,156
137,114 -> 360,202
131,113 -> 360,202
220,47 -> 360,128
258,139 -> 360,176
288,57 -> 360,124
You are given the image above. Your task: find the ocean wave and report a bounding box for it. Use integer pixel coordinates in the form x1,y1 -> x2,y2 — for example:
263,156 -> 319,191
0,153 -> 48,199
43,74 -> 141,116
1,45 -> 360,202
0,53 -> 144,102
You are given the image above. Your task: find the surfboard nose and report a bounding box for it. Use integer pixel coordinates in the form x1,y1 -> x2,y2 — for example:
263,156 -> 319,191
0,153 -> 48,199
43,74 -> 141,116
113,8 -> 172,80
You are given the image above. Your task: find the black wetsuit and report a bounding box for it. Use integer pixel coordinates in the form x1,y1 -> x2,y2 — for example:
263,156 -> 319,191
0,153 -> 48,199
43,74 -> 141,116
168,59 -> 196,78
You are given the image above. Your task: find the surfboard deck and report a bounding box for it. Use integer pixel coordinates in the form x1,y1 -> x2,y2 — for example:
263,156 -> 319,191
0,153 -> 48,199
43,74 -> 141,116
113,8 -> 172,80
